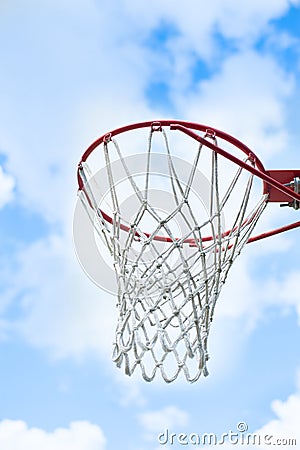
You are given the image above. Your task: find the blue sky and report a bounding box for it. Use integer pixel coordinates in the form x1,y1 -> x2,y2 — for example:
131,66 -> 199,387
0,1 -> 300,449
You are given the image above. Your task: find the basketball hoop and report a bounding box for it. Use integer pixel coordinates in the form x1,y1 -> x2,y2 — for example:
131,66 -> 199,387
75,120 -> 300,383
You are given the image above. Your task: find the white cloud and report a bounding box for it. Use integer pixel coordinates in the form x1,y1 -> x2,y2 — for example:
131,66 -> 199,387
123,0 -> 299,54
0,166 -> 14,208
214,229 -> 300,325
0,420 -> 106,450
266,28 -> 300,52
118,0 -> 300,104
138,405 -> 189,439
114,371 -> 147,407
2,234 -> 116,362
262,269 -> 300,324
251,376 -> 300,449
215,0 -> 299,42
178,49 -> 293,163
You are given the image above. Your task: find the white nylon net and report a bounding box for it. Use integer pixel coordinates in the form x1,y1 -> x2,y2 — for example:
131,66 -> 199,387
78,125 -> 268,382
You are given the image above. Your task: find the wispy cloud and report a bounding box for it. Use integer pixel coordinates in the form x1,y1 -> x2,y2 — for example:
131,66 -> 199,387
138,405 -> 189,440
0,166 -> 14,209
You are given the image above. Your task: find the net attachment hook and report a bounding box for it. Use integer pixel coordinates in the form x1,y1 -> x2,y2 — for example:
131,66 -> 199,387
248,152 -> 256,165
151,121 -> 162,132
204,128 -> 216,139
280,177 -> 300,210
104,132 -> 112,143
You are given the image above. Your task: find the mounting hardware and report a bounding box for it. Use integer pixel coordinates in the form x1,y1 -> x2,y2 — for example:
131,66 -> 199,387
280,177 -> 300,209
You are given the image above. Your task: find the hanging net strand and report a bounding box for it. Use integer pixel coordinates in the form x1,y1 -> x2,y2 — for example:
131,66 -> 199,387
78,123 -> 268,383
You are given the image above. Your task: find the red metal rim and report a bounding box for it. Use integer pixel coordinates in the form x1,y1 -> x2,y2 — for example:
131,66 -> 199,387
78,120 -> 266,188
78,120 -> 300,244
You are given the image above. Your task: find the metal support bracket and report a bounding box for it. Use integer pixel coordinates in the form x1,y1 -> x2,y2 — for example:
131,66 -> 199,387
280,177 -> 300,209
